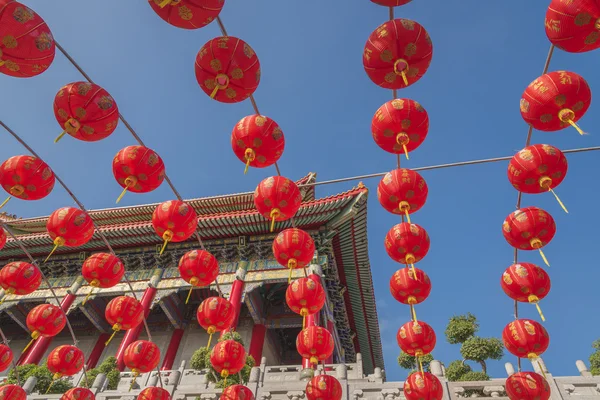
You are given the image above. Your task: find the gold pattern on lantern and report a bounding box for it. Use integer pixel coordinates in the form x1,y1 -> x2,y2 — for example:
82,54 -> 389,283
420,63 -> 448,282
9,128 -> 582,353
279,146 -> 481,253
78,83 -> 92,95
13,7 -> 34,23
243,43 -> 255,58
391,99 -> 404,109
2,36 -> 17,49
558,71 -> 572,85
400,19 -> 415,30
380,49 -> 393,62
35,32 -> 53,51
231,68 -> 243,79
524,321 -> 536,335
503,273 -> 513,285
210,59 -> 222,71
585,31 -> 599,45
178,6 -> 193,21
384,72 -> 396,83
545,18 -> 560,33
404,43 -> 417,57
574,13 -> 592,26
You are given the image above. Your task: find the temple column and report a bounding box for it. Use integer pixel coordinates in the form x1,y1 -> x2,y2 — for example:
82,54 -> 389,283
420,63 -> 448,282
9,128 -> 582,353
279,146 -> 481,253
160,328 -> 185,370
221,260 -> 248,336
116,268 -> 162,371
248,323 -> 266,363
20,276 -> 84,365
86,333 -> 110,369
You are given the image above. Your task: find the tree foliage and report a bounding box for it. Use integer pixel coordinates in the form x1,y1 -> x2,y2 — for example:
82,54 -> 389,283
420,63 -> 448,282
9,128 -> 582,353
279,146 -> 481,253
190,331 -> 255,388
2,363 -> 73,394
590,339 -> 600,376
397,352 -> 433,373
445,313 -> 479,345
83,356 -> 121,390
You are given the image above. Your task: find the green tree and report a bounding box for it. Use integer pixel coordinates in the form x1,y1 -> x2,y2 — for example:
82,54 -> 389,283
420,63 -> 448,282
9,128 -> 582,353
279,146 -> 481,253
2,363 -> 73,394
397,352 -> 433,373
83,356 -> 121,390
589,339 -> 600,375
445,313 -> 503,379
190,331 -> 255,388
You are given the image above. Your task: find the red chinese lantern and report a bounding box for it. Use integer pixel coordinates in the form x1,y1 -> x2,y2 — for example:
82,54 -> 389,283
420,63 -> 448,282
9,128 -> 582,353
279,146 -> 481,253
384,223 -> 430,270
0,155 -> 55,207
24,303 -> 66,351
210,339 -> 247,379
371,0 -> 412,6
371,99 -> 429,159
0,226 -> 5,250
139,387 -> 171,400
196,296 -> 235,347
501,263 -> 551,321
296,326 -> 334,366
390,267 -> 431,322
0,261 -> 42,299
104,296 -> 144,345
47,345 -> 85,379
0,1 -> 55,78
505,372 -> 551,400
306,374 -> 342,400
286,277 -> 326,327
378,169 -> 428,222
61,388 -> 95,400
508,144 -> 569,213
520,71 -> 591,135
363,19 -> 433,89
221,385 -> 254,400
123,340 -> 161,388
178,250 -> 219,303
81,253 -> 125,304
0,385 -> 26,400
545,0 -> 600,53
53,82 -> 119,143
113,145 -> 166,203
396,320 -> 436,357
0,344 -> 13,372
46,207 -> 95,262
254,176 -> 302,232
502,207 -> 556,266
502,319 -> 550,360
231,114 -> 285,174
195,36 -> 261,103
152,200 -> 198,254
273,228 -> 315,281
148,0 -> 223,30
403,372 -> 443,400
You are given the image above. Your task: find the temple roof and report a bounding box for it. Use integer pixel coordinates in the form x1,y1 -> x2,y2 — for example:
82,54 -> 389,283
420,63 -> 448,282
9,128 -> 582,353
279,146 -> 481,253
0,172 -> 383,372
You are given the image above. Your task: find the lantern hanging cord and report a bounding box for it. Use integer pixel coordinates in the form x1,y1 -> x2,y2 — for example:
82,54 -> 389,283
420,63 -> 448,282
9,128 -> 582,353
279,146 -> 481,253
0,326 -> 21,386
54,42 -> 207,253
0,120 -> 154,344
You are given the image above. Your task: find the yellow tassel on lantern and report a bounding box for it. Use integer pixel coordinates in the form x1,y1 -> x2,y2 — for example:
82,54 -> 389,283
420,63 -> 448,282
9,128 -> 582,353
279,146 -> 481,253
210,74 -> 229,99
244,148 -> 255,175
105,324 -> 121,346
559,108 -> 586,135
401,71 -> 409,86
45,377 -> 57,394
158,0 -> 172,7
160,230 -> 173,255
530,238 -> 549,267
548,188 -> 568,213
395,133 -> 410,160
269,208 -> 280,232
206,326 -> 216,349
393,58 -> 409,86
528,295 -> 546,322
0,196 -> 11,209
128,370 -> 140,391
399,201 -> 411,223
418,356 -> 424,375
82,287 -> 94,306
528,354 -> 547,379
55,118 -> 80,143
54,131 -> 68,144
116,176 -> 137,204
539,176 -> 568,214
44,237 -> 65,264
186,287 -> 194,304
408,298 -> 418,323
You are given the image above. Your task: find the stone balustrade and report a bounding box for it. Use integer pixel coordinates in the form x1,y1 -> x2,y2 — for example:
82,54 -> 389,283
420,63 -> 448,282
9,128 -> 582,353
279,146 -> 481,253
10,354 -> 600,400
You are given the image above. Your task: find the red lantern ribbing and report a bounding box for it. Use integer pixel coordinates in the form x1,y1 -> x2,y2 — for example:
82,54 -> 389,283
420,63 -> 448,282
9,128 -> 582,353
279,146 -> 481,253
0,261 -> 42,301
0,385 -> 26,400
197,296 -> 235,347
286,277 -> 326,327
0,226 -> 5,251
178,250 -> 219,304
53,81 -> 119,143
113,145 -> 166,203
371,0 -> 412,6
24,303 -> 66,352
152,200 -> 198,255
81,253 -> 125,304
505,372 -> 551,400
371,99 -> 429,159
0,344 -> 13,372
502,207 -> 556,266
272,228 -> 315,282
520,71 -> 591,135
195,36 -> 261,103
384,222 -> 430,273
123,340 -> 161,389
378,169 -> 428,222
508,144 -> 568,213
306,374 -> 343,400
0,0 -> 55,78
254,176 -> 302,232
221,385 -> 255,400
148,0 -> 223,30
231,114 -> 285,174
501,263 -> 551,321
403,372 -> 443,400
0,155 -> 55,207
363,19 -> 433,89
210,339 -> 247,380
545,0 -> 600,54
389,267 -> 431,322
47,345 -> 85,384
60,388 -> 95,400
45,207 -> 95,262
502,319 -> 550,361
396,320 -> 436,357
139,387 -> 171,400
296,326 -> 334,366
104,296 -> 144,346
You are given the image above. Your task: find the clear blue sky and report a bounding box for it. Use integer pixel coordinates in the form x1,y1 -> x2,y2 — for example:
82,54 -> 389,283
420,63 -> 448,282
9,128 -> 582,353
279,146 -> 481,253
1,0 -> 599,381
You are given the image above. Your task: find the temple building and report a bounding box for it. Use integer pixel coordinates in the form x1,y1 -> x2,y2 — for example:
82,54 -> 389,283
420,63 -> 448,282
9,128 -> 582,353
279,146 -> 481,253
0,173 -> 382,376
